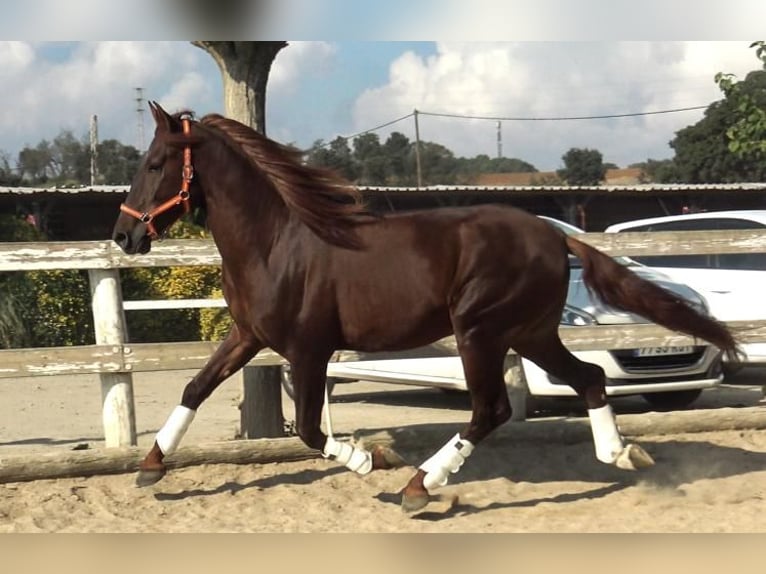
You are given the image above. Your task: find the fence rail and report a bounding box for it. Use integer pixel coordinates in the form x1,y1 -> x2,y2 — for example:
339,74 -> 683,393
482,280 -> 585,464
3,229 -> 766,447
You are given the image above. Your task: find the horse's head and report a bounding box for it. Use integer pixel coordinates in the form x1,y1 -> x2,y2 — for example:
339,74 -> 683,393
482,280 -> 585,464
112,101 -> 200,254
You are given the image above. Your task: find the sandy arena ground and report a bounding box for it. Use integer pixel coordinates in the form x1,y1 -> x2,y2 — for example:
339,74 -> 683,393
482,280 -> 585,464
1,367 -> 765,532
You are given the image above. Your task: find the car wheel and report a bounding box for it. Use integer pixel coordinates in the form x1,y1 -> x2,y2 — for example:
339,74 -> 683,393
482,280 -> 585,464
641,389 -> 702,411
280,365 -> 337,401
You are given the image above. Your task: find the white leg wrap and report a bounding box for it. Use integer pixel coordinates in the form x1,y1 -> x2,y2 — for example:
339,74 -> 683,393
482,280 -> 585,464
419,432 -> 474,491
588,404 -> 625,464
155,405 -> 196,456
323,437 -> 373,475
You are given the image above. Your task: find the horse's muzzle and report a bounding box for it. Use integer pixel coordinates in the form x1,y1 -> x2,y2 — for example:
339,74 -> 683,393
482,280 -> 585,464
113,228 -> 152,255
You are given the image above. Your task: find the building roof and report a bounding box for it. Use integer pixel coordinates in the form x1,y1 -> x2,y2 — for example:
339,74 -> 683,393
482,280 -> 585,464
2,182 -> 766,197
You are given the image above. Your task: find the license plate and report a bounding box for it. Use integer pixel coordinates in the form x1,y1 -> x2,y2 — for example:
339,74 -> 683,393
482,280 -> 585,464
634,346 -> 695,357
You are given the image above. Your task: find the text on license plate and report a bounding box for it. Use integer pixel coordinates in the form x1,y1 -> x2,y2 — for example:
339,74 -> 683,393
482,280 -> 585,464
634,346 -> 695,357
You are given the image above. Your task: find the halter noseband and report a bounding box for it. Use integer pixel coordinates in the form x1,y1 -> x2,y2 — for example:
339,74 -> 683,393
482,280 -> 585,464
120,114 -> 194,240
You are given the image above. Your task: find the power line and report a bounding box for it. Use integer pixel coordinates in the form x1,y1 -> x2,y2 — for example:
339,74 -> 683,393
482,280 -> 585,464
316,112 -> 414,148
314,104 -> 710,148
418,105 -> 710,122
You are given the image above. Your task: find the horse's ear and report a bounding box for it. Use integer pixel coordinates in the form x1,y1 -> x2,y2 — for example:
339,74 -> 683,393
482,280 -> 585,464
148,101 -> 177,133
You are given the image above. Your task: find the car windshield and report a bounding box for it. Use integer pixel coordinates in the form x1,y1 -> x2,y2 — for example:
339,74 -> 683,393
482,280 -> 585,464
539,216 -> 635,267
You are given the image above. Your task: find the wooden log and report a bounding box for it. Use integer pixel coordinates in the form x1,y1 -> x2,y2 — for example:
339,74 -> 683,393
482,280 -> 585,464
0,437 -> 318,484
353,406 -> 766,455
238,366 -> 285,439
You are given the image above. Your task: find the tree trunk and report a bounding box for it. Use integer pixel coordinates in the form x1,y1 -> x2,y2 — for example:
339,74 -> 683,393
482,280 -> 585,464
191,41 -> 288,134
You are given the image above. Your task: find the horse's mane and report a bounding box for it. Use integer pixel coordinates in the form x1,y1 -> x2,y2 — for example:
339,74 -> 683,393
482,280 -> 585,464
197,113 -> 368,249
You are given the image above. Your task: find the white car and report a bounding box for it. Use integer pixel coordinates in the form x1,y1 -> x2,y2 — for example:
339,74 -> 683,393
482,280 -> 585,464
282,217 -> 724,413
605,210 -> 766,366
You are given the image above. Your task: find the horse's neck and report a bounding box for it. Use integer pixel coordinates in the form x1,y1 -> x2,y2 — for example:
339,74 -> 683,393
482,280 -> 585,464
199,162 -> 291,263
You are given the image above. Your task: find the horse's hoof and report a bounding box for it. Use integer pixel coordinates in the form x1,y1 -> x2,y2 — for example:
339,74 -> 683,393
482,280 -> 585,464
615,443 -> 655,470
401,491 -> 430,513
135,467 -> 166,487
372,445 -> 407,470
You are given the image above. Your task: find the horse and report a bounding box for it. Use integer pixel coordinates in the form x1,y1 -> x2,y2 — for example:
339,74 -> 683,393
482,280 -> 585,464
112,101 -> 740,512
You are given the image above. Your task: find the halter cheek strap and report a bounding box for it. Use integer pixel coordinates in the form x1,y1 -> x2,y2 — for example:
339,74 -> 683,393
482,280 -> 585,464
119,115 -> 194,239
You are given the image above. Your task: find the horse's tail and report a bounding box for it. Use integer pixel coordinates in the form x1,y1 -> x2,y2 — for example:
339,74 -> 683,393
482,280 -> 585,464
564,235 -> 742,363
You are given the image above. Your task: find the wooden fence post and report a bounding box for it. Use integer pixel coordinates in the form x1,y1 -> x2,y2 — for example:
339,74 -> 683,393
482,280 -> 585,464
504,354 -> 531,422
88,269 -> 137,447
238,365 -> 285,439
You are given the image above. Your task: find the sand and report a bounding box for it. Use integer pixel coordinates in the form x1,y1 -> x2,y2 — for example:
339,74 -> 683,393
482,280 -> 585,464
1,368 -> 765,532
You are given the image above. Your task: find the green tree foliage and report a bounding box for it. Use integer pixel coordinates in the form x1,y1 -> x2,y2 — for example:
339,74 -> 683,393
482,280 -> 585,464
670,42 -> 766,183
0,214 -> 41,347
715,41 -> 766,158
670,78 -> 766,183
352,133 -> 387,185
119,219 -> 229,343
97,139 -> 142,185
630,159 -> 681,183
0,151 -> 21,185
306,136 -> 359,181
26,270 -> 94,347
0,214 -> 94,348
14,130 -> 141,186
557,148 -> 607,185
18,140 -> 54,183
382,132 -> 414,185
306,131 -> 537,186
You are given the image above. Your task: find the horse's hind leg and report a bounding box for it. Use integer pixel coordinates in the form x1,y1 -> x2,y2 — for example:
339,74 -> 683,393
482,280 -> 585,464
401,337 -> 511,512
515,334 -> 655,471
136,324 -> 261,487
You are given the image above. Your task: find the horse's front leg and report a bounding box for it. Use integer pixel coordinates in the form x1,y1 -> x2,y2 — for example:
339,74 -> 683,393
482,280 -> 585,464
136,325 -> 262,487
290,358 -> 404,474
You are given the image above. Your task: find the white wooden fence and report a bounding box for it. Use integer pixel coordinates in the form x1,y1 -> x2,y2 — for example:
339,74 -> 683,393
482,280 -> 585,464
3,229 -> 766,448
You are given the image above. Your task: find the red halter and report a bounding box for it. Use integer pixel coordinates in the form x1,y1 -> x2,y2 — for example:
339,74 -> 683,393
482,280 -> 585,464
120,115 -> 194,239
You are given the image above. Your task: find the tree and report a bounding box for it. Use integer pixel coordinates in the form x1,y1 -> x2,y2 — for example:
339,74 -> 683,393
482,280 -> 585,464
305,137 -> 358,181
97,139 -> 142,185
49,130 -> 89,184
631,159 -> 681,183
192,41 -> 287,133
670,73 -> 766,183
715,41 -> 766,158
0,150 -> 21,185
557,148 -> 606,185
383,132 -> 413,185
418,141 -> 459,185
352,133 -> 387,185
18,140 -> 53,183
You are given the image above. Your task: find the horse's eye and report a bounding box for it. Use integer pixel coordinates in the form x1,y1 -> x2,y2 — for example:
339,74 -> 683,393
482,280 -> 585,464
147,164 -> 162,173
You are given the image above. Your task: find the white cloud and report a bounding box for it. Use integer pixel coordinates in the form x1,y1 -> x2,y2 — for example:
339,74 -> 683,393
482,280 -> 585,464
351,42 -> 763,170
269,41 -> 337,93
161,72 -> 214,114
0,42 -> 219,154
0,42 -> 35,75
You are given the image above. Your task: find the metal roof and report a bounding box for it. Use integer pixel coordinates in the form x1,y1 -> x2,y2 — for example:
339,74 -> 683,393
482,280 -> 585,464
0,185 -> 129,195
359,183 -> 766,193
2,182 -> 766,196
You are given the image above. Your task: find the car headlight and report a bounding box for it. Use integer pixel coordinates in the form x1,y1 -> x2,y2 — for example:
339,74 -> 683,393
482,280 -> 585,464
560,305 -> 596,326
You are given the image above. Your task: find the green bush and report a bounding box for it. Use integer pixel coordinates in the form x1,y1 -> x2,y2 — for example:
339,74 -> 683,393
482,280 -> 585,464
1,214 -> 231,347
120,218 -> 231,343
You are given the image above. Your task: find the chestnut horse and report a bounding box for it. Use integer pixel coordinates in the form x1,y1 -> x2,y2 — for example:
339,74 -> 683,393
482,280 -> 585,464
113,102 -> 739,512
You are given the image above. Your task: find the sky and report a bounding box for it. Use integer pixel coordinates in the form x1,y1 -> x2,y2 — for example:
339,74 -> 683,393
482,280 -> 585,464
0,2 -> 764,173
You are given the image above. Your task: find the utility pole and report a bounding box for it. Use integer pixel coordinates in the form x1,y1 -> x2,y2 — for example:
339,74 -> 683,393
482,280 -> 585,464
135,87 -> 145,152
497,120 -> 503,159
414,109 -> 423,188
90,115 -> 98,186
